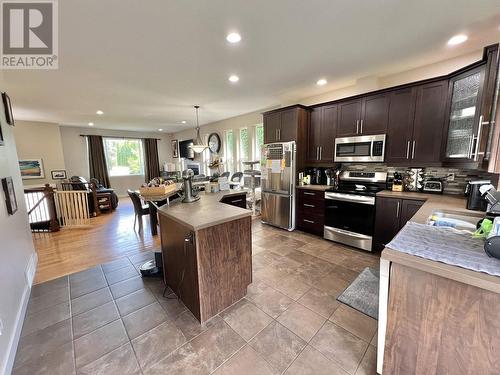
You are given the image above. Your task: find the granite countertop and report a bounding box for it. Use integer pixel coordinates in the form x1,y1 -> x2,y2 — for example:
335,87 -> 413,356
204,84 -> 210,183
158,189 -> 251,231
296,184 -> 332,191
379,191 -> 500,292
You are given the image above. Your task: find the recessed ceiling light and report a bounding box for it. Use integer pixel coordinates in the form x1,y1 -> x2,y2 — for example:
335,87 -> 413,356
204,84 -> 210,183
181,120 -> 186,124
447,34 -> 468,46
96,110 -> 103,115
226,32 -> 241,44
229,75 -> 239,83
316,78 -> 327,86
158,128 -> 163,132
88,122 -> 94,126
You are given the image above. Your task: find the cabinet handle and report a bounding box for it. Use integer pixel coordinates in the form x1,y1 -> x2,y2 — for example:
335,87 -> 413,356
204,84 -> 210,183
467,135 -> 474,159
396,201 -> 400,218
316,146 -> 319,160
319,146 -> 322,160
356,120 -> 360,134
303,203 -> 315,208
303,219 -> 315,224
473,115 -> 484,161
303,192 -> 315,196
360,119 -> 363,134
411,141 -> 416,159
277,129 -> 281,140
406,141 -> 410,159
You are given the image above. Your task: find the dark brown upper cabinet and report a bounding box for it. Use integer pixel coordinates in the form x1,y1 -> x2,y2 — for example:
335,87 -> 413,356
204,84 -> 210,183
411,80 -> 448,165
337,99 -> 362,137
360,93 -> 390,135
442,66 -> 486,165
442,44 -> 499,171
385,88 -> 417,164
263,105 -> 309,144
385,81 -> 447,166
336,94 -> 389,137
307,104 -> 337,163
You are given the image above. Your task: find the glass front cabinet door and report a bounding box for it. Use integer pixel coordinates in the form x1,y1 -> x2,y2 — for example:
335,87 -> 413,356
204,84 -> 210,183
444,66 -> 486,162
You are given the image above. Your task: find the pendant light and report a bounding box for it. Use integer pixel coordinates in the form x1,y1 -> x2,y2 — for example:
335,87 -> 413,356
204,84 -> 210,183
190,105 -> 208,153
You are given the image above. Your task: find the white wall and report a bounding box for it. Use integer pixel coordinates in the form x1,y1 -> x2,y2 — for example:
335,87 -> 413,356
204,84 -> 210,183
59,126 -> 173,196
172,111 -> 264,175
13,121 -> 66,186
0,96 -> 37,374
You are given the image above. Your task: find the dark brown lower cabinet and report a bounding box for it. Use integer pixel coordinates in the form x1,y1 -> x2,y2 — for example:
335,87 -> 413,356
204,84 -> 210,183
220,193 -> 247,209
296,188 -> 325,236
373,196 -> 424,251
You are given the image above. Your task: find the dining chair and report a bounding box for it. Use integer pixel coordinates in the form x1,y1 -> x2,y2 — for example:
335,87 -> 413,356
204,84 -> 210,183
127,190 -> 150,233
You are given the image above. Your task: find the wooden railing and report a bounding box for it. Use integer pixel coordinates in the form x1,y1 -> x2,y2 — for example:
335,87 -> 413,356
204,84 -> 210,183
24,184 -> 60,232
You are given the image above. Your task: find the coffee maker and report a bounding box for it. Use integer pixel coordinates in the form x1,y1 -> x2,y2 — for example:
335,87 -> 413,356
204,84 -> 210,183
465,180 -> 491,211
304,167 -> 327,185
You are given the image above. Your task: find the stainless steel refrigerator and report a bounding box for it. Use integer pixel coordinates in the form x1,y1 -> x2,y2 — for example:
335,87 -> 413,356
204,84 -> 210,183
260,141 -> 296,231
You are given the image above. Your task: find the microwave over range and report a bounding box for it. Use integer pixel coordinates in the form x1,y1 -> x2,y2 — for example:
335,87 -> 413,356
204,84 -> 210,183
334,134 -> 386,163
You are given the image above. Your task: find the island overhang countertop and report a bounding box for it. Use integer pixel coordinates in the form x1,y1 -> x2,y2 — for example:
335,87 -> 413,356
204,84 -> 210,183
157,189 -> 251,231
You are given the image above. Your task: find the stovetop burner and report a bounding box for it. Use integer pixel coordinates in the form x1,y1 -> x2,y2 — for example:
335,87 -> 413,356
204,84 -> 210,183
325,170 -> 387,196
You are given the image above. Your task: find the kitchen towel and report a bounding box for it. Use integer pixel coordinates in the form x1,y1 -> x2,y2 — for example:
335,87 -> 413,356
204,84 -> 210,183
386,221 -> 500,276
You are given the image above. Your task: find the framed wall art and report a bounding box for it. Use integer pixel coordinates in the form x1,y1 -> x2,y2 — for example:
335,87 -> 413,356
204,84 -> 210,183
2,92 -> 14,126
172,139 -> 179,158
2,177 -> 18,215
51,170 -> 67,179
19,159 -> 45,179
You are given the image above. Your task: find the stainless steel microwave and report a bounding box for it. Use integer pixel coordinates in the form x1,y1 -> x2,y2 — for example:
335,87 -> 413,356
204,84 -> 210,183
334,134 -> 386,163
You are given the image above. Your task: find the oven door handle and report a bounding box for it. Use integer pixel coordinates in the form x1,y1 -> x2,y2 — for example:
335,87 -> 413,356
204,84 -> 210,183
326,226 -> 372,239
325,194 -> 375,205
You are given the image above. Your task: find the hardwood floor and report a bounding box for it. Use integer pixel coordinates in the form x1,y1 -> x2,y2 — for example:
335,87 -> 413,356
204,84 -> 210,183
33,198 -> 160,284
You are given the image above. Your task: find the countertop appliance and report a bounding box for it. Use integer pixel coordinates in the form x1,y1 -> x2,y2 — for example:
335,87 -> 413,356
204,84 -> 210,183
261,141 -> 296,231
334,134 -> 386,163
465,180 -> 491,211
181,169 -> 200,203
422,178 -> 444,194
324,171 -> 387,251
304,167 -> 327,185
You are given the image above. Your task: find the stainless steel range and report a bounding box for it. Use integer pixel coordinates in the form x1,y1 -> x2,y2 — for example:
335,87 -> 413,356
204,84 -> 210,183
324,171 -> 387,252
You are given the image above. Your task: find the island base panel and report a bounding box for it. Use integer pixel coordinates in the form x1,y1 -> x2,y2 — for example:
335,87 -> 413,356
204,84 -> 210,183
383,263 -> 500,374
160,214 -> 252,323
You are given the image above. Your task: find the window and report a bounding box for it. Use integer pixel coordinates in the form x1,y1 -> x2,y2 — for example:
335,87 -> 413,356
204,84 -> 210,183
103,138 -> 145,176
238,128 -> 249,170
224,130 -> 235,173
254,124 -> 264,161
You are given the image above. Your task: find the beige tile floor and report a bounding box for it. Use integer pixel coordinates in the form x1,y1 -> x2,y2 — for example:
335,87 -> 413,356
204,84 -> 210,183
13,219 -> 380,375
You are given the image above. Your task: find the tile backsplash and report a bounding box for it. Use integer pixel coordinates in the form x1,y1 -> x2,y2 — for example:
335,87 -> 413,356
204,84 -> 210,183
342,164 -> 498,195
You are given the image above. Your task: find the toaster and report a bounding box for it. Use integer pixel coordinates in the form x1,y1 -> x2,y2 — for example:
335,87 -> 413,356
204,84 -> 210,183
422,179 -> 443,194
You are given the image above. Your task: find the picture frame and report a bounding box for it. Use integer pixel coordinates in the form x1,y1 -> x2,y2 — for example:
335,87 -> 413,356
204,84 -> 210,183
172,139 -> 179,158
2,177 -> 18,215
2,92 -> 14,126
51,169 -> 67,180
19,159 -> 45,179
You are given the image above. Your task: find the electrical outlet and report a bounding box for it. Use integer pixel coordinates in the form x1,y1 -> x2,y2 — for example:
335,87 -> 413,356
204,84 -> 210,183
0,317 -> 3,336
447,173 -> 455,182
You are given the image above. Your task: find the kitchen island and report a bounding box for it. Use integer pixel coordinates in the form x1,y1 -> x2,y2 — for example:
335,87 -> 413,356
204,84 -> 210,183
377,192 -> 500,374
158,189 -> 252,323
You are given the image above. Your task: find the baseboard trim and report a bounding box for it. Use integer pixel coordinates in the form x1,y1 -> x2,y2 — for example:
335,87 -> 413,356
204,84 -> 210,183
2,252 -> 37,375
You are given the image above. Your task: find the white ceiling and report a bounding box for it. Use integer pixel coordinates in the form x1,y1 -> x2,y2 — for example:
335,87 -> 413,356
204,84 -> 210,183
1,0 -> 500,133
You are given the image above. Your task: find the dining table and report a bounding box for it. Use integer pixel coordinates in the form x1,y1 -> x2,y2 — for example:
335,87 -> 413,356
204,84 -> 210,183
138,185 -> 182,236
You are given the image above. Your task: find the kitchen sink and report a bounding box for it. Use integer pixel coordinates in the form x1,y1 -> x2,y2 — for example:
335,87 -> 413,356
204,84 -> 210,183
427,210 -> 483,231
